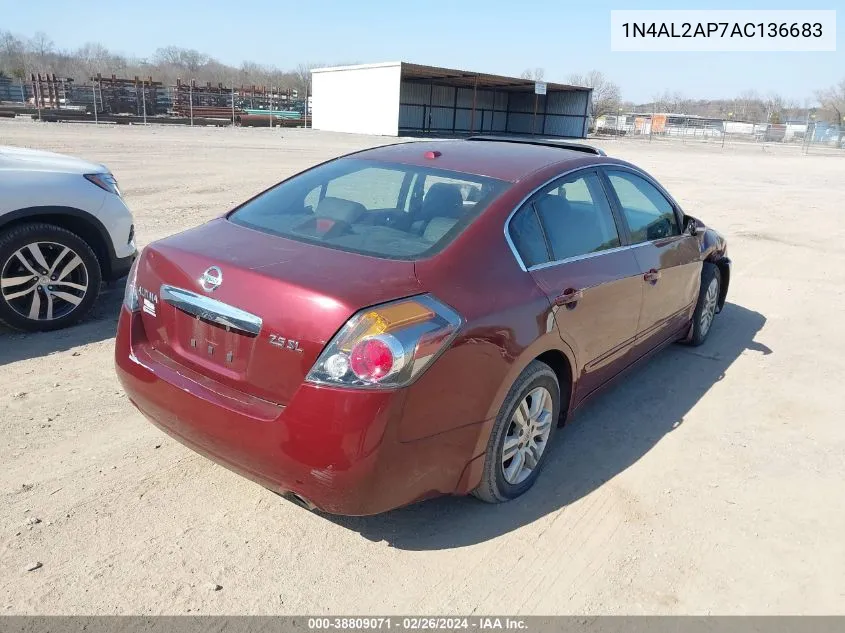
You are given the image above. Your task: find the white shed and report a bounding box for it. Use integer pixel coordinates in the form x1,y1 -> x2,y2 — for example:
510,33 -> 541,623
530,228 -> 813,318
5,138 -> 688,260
311,62 -> 403,136
311,62 -> 591,138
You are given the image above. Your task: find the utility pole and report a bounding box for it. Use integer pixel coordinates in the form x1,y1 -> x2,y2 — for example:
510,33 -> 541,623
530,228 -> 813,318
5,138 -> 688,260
34,75 -> 42,121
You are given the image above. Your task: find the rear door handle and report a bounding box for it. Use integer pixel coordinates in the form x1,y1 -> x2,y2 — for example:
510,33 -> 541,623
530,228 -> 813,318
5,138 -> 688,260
554,288 -> 583,307
644,269 -> 661,284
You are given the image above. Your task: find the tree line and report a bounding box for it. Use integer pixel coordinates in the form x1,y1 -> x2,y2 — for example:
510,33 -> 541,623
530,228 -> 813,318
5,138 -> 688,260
1,29 -> 842,126
0,30 -> 325,95
522,67 -> 845,126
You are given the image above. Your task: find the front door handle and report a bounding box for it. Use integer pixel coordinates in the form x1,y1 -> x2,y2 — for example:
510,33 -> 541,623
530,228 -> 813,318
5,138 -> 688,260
554,288 -> 583,308
644,269 -> 661,284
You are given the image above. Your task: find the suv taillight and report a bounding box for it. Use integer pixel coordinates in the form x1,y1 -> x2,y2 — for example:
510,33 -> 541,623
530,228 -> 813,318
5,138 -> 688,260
123,256 -> 140,312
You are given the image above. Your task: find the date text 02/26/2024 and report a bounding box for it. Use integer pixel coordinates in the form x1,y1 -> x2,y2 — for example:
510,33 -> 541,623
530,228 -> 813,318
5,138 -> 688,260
307,618 -> 528,630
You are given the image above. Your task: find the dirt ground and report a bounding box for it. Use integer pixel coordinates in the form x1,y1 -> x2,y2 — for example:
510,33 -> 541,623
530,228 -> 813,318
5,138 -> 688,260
1,120 -> 843,615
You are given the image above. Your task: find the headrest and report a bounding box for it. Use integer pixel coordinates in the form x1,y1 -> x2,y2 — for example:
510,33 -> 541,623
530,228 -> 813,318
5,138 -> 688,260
535,193 -> 572,215
421,183 -> 464,220
315,197 -> 366,224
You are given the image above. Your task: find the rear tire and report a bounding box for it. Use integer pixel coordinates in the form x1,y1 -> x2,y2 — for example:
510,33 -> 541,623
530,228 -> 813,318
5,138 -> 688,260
687,263 -> 721,347
473,360 -> 560,504
0,223 -> 102,332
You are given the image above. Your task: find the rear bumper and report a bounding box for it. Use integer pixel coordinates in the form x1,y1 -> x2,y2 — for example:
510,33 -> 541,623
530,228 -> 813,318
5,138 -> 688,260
114,308 -> 484,515
106,250 -> 137,281
97,192 -> 136,280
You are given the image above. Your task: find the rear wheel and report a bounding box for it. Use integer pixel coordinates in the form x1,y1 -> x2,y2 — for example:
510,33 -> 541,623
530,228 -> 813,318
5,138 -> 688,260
473,360 -> 560,503
0,223 -> 102,332
687,263 -> 721,347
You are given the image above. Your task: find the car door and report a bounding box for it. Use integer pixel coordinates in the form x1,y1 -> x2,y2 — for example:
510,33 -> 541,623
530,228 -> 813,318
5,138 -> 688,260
602,167 -> 701,349
509,168 -> 643,405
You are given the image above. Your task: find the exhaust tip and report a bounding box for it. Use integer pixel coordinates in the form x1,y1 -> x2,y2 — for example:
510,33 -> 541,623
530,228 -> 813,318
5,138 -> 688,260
284,491 -> 317,511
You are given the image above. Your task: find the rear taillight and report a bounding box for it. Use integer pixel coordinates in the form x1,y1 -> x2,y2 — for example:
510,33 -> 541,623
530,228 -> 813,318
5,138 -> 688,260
123,256 -> 140,312
306,294 -> 462,389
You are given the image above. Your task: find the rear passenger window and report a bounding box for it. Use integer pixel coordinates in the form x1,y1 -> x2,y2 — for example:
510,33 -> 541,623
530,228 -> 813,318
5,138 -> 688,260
606,170 -> 680,243
509,206 -> 549,268
533,172 -> 621,261
555,178 -> 591,203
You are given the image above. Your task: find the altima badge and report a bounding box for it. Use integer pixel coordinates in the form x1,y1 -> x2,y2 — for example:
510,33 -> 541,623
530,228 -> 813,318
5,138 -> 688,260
138,287 -> 158,316
199,266 -> 223,292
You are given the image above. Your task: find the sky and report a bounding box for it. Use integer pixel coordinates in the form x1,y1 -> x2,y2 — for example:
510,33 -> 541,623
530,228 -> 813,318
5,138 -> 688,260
0,0 -> 841,103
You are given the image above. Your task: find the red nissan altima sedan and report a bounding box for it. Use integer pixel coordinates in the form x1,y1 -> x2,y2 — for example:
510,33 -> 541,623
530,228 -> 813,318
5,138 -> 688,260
115,137 -> 730,515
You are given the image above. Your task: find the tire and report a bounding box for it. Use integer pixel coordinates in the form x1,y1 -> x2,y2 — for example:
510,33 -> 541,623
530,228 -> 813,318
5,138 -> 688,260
0,222 -> 102,332
473,360 -> 560,503
687,263 -> 721,347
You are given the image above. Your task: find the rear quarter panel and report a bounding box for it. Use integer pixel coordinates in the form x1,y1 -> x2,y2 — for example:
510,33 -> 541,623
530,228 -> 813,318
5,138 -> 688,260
405,175 -> 580,444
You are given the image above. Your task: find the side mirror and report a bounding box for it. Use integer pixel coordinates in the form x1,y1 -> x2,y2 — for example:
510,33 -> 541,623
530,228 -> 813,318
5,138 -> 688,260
683,215 -> 700,236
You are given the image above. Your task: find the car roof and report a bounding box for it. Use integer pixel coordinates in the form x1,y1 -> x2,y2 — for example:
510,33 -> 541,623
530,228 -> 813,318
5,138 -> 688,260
352,138 -> 610,183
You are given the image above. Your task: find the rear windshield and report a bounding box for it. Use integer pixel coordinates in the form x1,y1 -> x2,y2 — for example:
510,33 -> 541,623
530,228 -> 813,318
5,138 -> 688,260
228,158 -> 508,259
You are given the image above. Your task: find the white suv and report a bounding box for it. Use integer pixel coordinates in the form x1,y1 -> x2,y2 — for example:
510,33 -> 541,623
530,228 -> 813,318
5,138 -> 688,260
0,146 -> 137,331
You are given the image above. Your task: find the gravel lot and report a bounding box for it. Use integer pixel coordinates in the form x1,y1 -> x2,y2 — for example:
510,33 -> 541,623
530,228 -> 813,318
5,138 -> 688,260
1,120 -> 843,615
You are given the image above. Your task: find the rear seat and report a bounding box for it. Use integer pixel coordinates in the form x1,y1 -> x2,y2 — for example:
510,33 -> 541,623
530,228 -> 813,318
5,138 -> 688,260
414,183 -> 464,236
422,217 -> 459,243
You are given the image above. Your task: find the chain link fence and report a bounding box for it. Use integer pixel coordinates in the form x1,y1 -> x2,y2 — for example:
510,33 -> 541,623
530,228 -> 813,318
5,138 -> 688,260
1,75 -> 310,124
592,112 -> 845,155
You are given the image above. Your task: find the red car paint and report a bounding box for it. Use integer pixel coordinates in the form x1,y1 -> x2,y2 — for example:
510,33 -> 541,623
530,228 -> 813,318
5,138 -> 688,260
115,138 -> 729,515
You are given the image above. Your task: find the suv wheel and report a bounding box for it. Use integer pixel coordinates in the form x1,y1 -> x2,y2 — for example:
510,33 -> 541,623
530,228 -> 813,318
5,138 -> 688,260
473,360 -> 560,503
0,223 -> 102,332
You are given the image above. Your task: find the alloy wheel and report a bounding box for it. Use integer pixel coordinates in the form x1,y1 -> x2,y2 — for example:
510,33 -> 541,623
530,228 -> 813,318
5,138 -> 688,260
699,277 -> 719,337
501,386 -> 554,485
0,241 -> 89,322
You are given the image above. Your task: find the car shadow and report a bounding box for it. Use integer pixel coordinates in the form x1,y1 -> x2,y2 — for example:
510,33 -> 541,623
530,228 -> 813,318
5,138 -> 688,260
324,302 -> 770,550
0,281 -> 125,366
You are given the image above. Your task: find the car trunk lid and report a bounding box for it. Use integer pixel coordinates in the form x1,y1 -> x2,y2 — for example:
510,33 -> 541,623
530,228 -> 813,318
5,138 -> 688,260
134,218 -> 421,404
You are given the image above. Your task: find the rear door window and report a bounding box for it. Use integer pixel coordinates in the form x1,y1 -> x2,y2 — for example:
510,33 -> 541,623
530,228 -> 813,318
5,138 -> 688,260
509,206 -> 550,268
532,171 -> 621,262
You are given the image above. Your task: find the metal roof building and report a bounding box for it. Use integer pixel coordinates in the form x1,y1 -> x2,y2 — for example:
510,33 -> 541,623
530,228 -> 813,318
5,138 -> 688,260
311,62 -> 592,138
